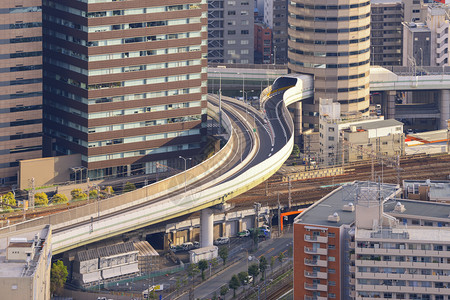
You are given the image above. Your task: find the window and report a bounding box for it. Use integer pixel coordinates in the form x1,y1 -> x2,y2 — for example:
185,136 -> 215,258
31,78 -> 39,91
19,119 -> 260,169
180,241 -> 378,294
228,11 -> 236,15
411,219 -> 420,225
328,268 -> 336,274
227,50 -> 235,54
241,40 -> 249,45
329,293 -> 336,298
328,244 -> 335,249
241,49 -> 249,54
328,256 -> 335,262
328,233 -> 335,238
241,30 -> 249,35
227,40 -> 236,44
240,10 -> 248,15
329,281 -> 336,286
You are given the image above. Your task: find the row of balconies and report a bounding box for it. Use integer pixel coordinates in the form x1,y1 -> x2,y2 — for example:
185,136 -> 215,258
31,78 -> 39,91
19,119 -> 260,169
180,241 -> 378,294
355,284 -> 450,294
356,259 -> 449,269
356,271 -> 450,282
356,247 -> 450,258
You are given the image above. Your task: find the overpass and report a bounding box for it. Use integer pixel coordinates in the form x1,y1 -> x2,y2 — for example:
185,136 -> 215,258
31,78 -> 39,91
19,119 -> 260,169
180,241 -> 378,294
1,67 -> 448,254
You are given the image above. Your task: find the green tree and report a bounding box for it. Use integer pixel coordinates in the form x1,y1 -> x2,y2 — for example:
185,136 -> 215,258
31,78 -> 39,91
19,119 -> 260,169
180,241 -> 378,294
229,274 -> 240,298
287,245 -> 293,258
270,256 -> 276,275
52,194 -> 68,204
123,182 -> 136,193
34,192 -> 49,207
259,256 -> 268,280
89,189 -> 98,200
50,260 -> 68,295
211,257 -> 219,268
219,246 -> 229,265
187,263 -> 199,283
70,188 -> 87,201
238,271 -> 249,285
103,186 -> 114,197
198,259 -> 208,281
2,192 -> 16,206
291,144 -> 300,157
278,251 -> 285,266
220,285 -> 229,297
248,264 -> 259,285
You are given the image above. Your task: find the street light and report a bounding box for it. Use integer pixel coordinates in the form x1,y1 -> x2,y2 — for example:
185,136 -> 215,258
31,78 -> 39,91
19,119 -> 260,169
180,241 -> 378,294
419,47 -> 423,71
179,156 -> 192,193
217,66 -> 226,134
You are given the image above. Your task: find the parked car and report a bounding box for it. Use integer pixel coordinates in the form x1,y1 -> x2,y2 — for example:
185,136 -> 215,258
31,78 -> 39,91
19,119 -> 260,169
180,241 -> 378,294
182,242 -> 194,250
237,230 -> 250,237
243,275 -> 253,285
194,241 -> 200,248
214,237 -> 230,245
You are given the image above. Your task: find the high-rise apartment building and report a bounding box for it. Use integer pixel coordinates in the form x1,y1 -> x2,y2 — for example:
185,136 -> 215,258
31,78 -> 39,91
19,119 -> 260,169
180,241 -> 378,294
208,0 -> 254,64
264,0 -> 288,64
371,0 -> 403,66
294,180 -> 450,299
254,23 -> 272,64
42,0 -> 208,180
0,1 -> 43,185
403,4 -> 450,68
287,0 -> 371,131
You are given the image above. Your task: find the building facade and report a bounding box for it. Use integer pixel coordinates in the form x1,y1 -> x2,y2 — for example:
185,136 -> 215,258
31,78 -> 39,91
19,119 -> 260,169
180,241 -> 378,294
254,23 -> 272,64
287,0 -> 371,131
0,0 -> 43,185
207,0 -> 254,64
0,225 -> 52,300
403,4 -> 450,69
264,0 -> 288,64
371,0 -> 404,66
42,0 -> 208,180
294,180 -> 450,299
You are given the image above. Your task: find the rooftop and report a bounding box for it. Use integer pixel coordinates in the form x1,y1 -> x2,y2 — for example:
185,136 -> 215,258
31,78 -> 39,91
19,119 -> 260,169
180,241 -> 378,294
351,119 -> 403,131
294,181 -> 401,227
385,198 -> 450,220
0,225 -> 50,278
357,227 -> 450,242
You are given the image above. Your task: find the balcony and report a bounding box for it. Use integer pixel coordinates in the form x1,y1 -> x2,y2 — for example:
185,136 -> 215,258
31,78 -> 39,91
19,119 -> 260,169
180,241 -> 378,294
304,270 -> 327,279
304,234 -> 328,243
304,246 -> 327,255
305,296 -> 327,300
304,283 -> 328,292
304,258 -> 327,267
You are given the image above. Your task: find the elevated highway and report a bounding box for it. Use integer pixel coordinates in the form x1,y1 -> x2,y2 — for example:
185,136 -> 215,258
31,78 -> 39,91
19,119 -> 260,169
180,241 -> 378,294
1,67 -> 448,253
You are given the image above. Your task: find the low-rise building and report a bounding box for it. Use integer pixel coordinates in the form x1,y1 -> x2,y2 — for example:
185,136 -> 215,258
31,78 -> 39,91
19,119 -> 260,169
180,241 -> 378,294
0,225 -> 52,300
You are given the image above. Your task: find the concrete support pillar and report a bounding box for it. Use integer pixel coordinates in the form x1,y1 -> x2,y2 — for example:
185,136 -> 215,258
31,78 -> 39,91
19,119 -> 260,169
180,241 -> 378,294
440,90 -> 450,129
188,227 -> 194,242
221,221 -> 226,237
126,165 -> 131,177
292,102 -> 302,144
200,208 -> 214,247
238,219 -> 243,232
387,91 -> 396,119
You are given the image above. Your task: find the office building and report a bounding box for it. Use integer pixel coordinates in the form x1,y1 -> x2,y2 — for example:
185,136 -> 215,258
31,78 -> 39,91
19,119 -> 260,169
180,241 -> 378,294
0,225 -> 52,300
264,0 -> 288,64
294,180 -> 450,299
42,0 -> 208,180
288,0 -> 371,131
0,1 -> 43,185
207,0 -> 254,64
371,0 -> 403,66
254,23 -> 272,64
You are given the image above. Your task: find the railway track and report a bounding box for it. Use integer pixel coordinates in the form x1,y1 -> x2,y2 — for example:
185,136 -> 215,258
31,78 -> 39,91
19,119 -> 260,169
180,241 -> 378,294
3,154 -> 450,225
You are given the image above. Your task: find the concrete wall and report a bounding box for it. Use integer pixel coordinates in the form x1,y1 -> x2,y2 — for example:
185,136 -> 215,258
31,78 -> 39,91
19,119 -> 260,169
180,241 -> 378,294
19,154 -> 81,189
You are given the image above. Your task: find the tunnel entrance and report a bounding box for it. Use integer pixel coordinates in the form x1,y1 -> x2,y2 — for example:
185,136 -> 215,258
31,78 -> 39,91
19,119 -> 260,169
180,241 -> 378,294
145,232 -> 165,250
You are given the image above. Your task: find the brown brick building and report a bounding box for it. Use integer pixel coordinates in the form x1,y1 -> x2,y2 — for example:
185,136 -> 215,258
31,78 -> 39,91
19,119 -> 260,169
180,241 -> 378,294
42,0 -> 208,180
0,0 -> 43,185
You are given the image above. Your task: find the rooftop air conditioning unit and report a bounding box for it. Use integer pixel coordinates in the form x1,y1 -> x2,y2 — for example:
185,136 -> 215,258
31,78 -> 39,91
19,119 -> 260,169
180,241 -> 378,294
394,202 -> 406,213
342,202 -> 355,212
328,212 -> 340,223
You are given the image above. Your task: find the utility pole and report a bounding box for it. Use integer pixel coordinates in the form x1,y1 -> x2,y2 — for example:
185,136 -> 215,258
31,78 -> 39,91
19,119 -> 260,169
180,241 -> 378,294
265,181 -> 268,196
277,193 -> 281,237
288,178 -> 292,209
29,177 -> 35,209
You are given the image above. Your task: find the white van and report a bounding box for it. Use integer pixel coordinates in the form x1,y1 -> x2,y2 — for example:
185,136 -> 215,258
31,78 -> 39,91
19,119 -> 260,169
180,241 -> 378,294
182,242 -> 194,250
